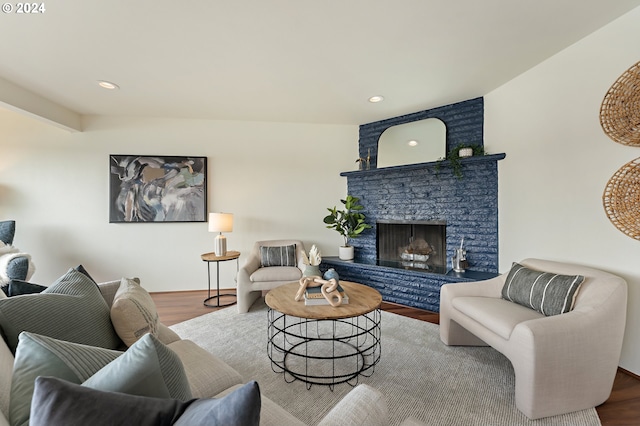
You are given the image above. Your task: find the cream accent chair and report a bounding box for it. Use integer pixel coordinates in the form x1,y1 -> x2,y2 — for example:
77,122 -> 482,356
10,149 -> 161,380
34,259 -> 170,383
236,240 -> 307,313
439,258 -> 627,420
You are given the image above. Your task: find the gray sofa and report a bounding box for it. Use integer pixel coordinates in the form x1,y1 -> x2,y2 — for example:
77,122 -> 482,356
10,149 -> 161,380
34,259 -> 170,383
0,276 -> 389,426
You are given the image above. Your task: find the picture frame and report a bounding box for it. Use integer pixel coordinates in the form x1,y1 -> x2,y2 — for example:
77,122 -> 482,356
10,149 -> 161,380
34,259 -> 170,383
109,155 -> 207,223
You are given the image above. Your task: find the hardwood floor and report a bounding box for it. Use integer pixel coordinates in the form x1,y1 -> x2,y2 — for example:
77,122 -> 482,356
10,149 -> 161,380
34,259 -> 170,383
151,290 -> 640,426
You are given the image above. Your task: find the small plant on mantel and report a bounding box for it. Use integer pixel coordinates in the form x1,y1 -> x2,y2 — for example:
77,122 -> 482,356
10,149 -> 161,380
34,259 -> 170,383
435,144 -> 485,179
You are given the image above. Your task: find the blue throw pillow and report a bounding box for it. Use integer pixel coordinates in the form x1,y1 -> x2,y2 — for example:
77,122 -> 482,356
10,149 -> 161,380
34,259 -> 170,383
30,378 -> 261,426
6,280 -> 47,297
11,332 -> 192,426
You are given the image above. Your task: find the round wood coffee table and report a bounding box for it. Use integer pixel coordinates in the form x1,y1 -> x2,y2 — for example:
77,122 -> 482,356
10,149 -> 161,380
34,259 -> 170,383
265,280 -> 382,389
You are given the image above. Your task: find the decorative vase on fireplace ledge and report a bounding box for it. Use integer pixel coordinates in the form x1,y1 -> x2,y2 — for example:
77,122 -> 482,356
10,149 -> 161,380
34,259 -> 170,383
339,246 -> 355,260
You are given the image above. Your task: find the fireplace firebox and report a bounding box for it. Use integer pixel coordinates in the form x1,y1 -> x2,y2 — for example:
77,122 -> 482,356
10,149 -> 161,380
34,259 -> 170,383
376,220 -> 446,273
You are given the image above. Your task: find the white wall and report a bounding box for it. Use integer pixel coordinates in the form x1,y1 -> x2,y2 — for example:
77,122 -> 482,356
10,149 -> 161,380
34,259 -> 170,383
0,112 -> 357,294
485,7 -> 640,374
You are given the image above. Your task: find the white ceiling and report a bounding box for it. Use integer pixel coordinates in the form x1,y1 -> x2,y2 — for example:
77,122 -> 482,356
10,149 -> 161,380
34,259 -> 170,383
1,0 -> 639,127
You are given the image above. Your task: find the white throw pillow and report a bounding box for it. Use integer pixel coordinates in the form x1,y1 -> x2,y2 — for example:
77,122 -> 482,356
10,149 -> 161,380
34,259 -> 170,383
110,278 -> 159,346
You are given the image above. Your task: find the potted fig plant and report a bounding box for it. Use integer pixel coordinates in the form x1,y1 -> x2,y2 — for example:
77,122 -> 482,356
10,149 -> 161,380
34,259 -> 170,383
323,195 -> 372,260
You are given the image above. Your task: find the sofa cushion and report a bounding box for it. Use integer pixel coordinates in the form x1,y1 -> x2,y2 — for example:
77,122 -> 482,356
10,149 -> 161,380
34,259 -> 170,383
167,339 -> 243,398
452,297 -> 543,340
501,262 -> 585,316
260,244 -> 297,267
10,332 -> 123,426
30,377 -> 260,426
110,277 -> 159,346
0,268 -> 122,353
251,266 -> 302,283
11,332 -> 192,426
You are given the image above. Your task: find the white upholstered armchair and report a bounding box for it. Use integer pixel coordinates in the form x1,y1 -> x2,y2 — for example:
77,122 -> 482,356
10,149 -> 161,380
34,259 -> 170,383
236,240 -> 307,313
439,258 -> 627,419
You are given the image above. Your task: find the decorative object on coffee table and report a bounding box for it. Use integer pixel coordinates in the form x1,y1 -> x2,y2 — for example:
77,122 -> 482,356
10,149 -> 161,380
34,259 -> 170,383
600,59 -> 640,146
323,195 -> 372,260
301,244 -> 322,277
603,157 -> 640,240
294,276 -> 343,307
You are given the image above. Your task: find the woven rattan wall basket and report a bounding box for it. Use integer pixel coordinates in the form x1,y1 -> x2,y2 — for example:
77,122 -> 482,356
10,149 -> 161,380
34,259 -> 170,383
603,157 -> 640,240
600,60 -> 640,146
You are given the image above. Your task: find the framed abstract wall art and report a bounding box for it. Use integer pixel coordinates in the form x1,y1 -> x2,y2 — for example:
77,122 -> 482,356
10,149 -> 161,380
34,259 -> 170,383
109,155 -> 207,223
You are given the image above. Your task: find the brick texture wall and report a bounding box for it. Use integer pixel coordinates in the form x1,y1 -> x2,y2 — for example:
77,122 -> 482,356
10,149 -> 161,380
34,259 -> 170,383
323,97 -> 505,312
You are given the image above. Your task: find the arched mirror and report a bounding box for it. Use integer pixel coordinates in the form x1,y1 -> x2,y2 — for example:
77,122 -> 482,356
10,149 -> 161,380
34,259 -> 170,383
376,118 -> 446,168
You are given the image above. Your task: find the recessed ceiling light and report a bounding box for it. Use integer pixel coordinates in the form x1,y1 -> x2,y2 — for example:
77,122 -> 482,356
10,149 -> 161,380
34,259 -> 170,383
408,140 -> 419,147
368,95 -> 384,103
98,80 -> 119,90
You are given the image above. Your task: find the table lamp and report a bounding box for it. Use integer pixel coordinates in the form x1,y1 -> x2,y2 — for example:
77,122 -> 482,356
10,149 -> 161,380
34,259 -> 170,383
208,212 -> 233,256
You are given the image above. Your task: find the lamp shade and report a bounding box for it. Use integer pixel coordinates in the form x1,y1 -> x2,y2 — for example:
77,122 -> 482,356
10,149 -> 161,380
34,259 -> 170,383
208,213 -> 233,233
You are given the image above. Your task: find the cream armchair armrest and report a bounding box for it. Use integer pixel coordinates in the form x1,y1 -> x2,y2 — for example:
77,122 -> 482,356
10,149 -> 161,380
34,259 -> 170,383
439,276 -> 505,345
317,384 -> 388,426
239,255 -> 262,279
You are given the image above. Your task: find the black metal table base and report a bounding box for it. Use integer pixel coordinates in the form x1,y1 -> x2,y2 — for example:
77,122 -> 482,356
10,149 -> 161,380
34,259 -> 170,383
204,293 -> 237,308
204,254 -> 238,308
267,308 -> 381,390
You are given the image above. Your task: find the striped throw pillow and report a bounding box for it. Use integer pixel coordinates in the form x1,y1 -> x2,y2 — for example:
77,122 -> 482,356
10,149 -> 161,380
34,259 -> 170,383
0,268 -> 122,353
259,244 -> 297,267
501,262 -> 585,316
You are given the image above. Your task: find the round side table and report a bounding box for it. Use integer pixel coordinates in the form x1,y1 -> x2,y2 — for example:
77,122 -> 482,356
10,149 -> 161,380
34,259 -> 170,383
201,251 -> 240,308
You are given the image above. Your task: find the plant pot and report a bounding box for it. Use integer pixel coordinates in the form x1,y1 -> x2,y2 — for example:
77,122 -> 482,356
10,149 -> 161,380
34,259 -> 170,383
303,265 -> 322,277
458,147 -> 473,158
339,246 -> 354,261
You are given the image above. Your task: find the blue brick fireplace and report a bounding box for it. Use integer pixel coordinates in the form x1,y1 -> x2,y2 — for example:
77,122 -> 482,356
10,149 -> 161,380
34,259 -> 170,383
321,97 -> 505,312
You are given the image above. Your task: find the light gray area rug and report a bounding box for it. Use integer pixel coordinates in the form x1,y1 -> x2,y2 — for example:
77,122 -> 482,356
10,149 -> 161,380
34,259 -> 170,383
170,299 -> 601,426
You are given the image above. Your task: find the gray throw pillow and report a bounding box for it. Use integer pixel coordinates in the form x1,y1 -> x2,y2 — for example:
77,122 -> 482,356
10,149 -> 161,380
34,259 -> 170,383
83,333 -> 192,401
501,262 -> 585,316
11,332 -> 192,426
10,332 -> 123,426
0,268 -> 122,353
30,378 -> 261,426
260,244 -> 297,267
